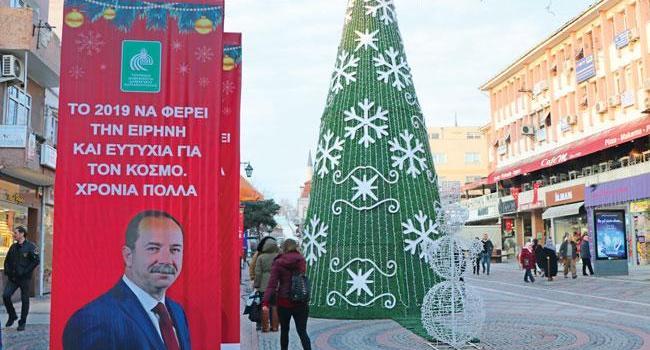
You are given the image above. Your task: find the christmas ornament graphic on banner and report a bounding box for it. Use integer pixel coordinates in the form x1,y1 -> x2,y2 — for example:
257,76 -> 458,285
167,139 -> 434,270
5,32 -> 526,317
305,0 -> 443,319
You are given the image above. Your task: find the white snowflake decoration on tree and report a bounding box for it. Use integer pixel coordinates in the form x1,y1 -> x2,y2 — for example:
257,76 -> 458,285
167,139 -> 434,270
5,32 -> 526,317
195,46 -> 215,63
314,130 -> 345,178
350,174 -> 378,202
302,216 -> 329,266
364,0 -> 396,25
68,65 -> 85,80
330,50 -> 360,95
344,98 -> 389,148
373,47 -> 412,92
76,31 -> 105,56
345,267 -> 374,297
388,130 -> 428,178
402,210 -> 438,263
345,0 -> 355,24
354,29 -> 379,52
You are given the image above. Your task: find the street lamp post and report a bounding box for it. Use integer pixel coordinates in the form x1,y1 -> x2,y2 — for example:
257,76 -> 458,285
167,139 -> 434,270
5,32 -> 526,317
241,162 -> 254,178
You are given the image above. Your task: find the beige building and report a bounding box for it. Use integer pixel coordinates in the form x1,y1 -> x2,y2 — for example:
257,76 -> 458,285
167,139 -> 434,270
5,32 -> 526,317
427,126 -> 489,186
0,0 -> 60,295
468,0 -> 650,262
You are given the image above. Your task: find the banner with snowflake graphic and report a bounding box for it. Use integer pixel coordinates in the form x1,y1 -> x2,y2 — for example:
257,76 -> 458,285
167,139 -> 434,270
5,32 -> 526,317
51,0 -> 224,349
219,32 -> 242,349
304,0 -> 442,320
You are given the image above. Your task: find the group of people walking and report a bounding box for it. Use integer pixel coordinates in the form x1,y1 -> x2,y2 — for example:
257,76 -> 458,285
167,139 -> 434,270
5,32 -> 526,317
519,232 -> 594,283
248,236 -> 312,350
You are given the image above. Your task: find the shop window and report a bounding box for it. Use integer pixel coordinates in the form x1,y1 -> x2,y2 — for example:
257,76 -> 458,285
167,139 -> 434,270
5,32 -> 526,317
432,153 -> 447,165
45,106 -> 58,145
466,132 -> 481,140
0,206 -> 28,267
430,132 -> 440,140
4,86 -> 31,126
465,152 -> 480,164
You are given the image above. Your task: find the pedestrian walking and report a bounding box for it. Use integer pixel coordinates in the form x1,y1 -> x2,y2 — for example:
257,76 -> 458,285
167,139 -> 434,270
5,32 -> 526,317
263,238 -> 312,350
559,233 -> 578,279
580,234 -> 594,276
532,239 -> 543,276
481,233 -> 494,275
3,226 -> 39,331
250,236 -> 277,330
254,236 -> 280,332
541,237 -> 558,281
472,237 -> 481,275
520,242 -> 536,283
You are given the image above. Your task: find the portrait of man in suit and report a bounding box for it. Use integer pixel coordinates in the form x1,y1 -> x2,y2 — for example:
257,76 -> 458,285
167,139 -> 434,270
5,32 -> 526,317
63,210 -> 191,350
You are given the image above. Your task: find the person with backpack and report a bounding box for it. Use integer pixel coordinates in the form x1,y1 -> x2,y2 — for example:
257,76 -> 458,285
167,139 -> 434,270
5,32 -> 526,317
262,238 -> 311,350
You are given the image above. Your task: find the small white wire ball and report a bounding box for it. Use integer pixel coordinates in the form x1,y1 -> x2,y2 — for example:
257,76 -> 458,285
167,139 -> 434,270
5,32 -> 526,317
421,281 -> 485,349
426,235 -> 470,279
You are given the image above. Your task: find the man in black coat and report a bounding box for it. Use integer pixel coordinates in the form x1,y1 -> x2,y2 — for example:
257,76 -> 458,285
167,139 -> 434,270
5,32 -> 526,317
3,226 -> 39,331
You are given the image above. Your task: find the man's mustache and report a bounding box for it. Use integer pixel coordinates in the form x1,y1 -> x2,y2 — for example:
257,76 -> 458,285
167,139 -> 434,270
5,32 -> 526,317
149,264 -> 177,275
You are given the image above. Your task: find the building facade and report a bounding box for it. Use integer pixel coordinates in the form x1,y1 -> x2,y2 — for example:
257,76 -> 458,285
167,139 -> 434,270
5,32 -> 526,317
427,126 -> 489,186
473,0 -> 650,265
0,0 -> 59,294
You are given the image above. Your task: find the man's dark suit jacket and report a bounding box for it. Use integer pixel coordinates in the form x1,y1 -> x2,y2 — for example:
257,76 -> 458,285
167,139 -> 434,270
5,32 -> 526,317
62,279 -> 191,350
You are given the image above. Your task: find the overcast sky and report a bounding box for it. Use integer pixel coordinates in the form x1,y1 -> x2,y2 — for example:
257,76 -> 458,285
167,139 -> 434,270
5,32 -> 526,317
224,0 -> 596,204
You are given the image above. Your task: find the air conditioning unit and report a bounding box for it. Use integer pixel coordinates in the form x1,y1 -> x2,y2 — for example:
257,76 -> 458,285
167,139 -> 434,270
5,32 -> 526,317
642,96 -> 650,113
608,95 -> 621,107
629,27 -> 640,42
565,115 -> 577,125
1,55 -> 23,82
521,125 -> 535,135
643,79 -> 650,91
533,80 -> 548,95
595,101 -> 607,113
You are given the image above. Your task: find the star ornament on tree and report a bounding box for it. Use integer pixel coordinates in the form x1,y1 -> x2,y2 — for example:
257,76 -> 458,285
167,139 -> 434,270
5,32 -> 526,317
351,174 -> 379,202
345,267 -> 375,297
354,29 -> 379,52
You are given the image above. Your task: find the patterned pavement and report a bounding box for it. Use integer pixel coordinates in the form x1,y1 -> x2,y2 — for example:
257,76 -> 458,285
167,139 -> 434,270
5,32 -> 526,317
3,263 -> 650,349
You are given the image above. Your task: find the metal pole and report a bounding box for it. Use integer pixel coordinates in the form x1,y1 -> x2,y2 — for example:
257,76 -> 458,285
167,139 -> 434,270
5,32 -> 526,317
38,187 -> 46,296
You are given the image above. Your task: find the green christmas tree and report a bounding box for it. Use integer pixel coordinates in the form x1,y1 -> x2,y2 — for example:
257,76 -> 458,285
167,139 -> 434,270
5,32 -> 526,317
303,0 -> 442,320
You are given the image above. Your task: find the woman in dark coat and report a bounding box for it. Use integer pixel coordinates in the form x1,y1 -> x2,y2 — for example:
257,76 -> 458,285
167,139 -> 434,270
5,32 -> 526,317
541,237 -> 558,280
262,238 -> 311,350
533,239 -> 544,276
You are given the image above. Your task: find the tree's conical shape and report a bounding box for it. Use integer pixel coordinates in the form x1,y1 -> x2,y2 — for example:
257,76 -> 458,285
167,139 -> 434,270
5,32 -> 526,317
304,0 -> 442,319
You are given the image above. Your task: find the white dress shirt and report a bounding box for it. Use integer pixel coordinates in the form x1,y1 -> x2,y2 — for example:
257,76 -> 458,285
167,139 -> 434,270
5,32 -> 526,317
122,275 -> 166,341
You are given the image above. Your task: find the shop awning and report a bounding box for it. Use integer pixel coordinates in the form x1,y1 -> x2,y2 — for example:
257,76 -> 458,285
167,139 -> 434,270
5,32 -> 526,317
542,202 -> 584,220
240,176 -> 264,202
488,116 -> 650,183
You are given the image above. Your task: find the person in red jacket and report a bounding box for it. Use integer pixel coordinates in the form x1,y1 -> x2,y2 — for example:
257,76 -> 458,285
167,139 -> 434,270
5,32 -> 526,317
520,242 -> 536,283
262,238 -> 311,350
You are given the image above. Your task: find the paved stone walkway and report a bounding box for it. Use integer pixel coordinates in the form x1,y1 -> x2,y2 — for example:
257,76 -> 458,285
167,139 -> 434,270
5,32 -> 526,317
4,263 -> 650,349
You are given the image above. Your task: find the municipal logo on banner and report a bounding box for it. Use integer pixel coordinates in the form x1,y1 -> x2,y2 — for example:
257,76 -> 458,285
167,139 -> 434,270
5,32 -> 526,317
121,40 -> 161,93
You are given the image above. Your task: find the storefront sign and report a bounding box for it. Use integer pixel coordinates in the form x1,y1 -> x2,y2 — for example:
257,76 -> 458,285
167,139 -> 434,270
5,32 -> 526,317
594,210 -> 627,260
478,207 -> 489,216
576,55 -> 596,83
546,185 -> 585,206
504,218 -> 514,231
631,199 -> 650,213
51,2 -> 225,349
615,29 -> 630,49
499,199 -> 517,214
585,173 -> 650,208
27,134 -> 36,160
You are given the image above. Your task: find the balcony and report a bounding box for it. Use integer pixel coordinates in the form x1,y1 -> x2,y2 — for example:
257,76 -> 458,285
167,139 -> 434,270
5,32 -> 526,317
0,6 -> 60,87
0,125 -> 54,186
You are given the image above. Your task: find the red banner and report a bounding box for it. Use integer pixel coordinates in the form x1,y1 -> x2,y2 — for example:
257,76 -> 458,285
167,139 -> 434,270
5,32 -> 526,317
532,181 -> 540,204
51,1 -> 224,349
219,32 -> 242,348
511,187 -> 520,208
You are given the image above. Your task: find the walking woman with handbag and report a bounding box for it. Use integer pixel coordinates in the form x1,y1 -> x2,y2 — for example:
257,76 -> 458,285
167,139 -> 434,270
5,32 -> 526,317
262,238 -> 312,350
254,236 -> 280,332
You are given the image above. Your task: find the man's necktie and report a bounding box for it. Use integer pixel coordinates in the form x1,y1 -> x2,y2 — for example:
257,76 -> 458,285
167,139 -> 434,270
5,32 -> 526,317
153,302 -> 181,350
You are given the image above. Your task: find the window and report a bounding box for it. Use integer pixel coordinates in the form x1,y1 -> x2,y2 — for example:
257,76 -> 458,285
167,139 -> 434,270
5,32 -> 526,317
430,132 -> 440,140
9,0 -> 25,8
465,176 -> 482,184
432,153 -> 447,164
45,106 -> 58,145
4,86 -> 31,126
466,132 -> 481,140
465,152 -> 480,164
